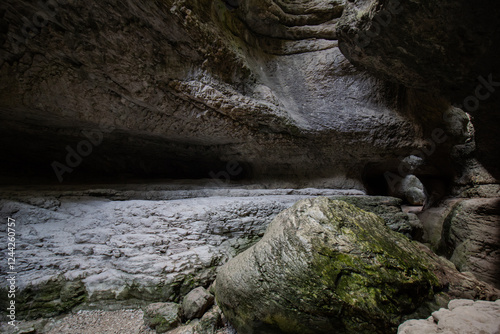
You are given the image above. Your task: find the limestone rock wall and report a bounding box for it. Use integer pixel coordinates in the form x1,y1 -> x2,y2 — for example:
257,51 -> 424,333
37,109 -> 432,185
337,0 -> 500,183
0,0 -> 466,189
0,186 -> 364,319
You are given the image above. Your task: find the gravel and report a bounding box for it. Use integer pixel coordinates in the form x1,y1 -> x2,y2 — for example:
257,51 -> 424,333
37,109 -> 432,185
1,308 -> 236,334
45,310 -> 156,334
1,309 -> 155,334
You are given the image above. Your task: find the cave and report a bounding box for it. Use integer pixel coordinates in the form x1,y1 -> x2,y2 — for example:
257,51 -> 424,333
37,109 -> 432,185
1,0 -> 499,333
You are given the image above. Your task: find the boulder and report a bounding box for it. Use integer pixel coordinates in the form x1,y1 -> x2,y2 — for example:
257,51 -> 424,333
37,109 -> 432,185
181,287 -> 215,320
194,305 -> 224,334
402,178 -> 427,206
216,198 -> 428,333
398,299 -> 500,334
215,197 -> 499,334
143,302 -> 181,333
389,175 -> 427,206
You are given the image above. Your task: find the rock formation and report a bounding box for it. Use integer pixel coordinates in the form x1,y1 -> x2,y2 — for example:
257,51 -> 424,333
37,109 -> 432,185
398,299 -> 500,334
3,185 -> 432,320
1,0 -> 499,332
214,197 -> 499,334
438,198 -> 500,289
0,0 -> 477,193
337,0 -> 500,185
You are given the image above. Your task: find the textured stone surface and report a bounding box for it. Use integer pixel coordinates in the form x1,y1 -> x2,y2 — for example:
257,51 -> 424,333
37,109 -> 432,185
419,197 -> 500,289
417,199 -> 461,251
388,175 -> 426,206
398,299 -> 500,334
0,185 -> 365,319
336,0 -> 500,182
194,305 -> 224,334
214,197 -> 499,334
337,195 -> 422,238
337,0 -> 500,91
143,302 -> 181,333
438,198 -> 500,288
0,0 -> 465,188
181,287 -> 214,320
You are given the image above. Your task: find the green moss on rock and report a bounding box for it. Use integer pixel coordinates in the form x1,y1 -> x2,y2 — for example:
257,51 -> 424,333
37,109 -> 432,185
143,302 -> 181,333
9,277 -> 88,320
215,197 -> 441,334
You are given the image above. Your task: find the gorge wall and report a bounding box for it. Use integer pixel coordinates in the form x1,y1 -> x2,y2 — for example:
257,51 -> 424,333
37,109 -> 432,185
2,0 -> 493,195
1,0 -> 500,331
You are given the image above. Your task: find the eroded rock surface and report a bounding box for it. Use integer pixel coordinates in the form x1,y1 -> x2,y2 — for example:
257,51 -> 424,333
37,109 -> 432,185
143,302 -> 181,334
336,0 -> 500,182
438,198 -> 500,288
337,0 -> 500,91
214,197 -> 499,334
0,0 -> 467,188
181,287 -> 214,320
0,185 -> 367,319
398,299 -> 500,334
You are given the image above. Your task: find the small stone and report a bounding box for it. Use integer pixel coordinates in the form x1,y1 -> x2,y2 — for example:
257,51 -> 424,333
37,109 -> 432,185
112,249 -> 121,258
181,287 -> 214,320
402,175 -> 427,205
194,305 -> 223,334
143,302 -> 181,333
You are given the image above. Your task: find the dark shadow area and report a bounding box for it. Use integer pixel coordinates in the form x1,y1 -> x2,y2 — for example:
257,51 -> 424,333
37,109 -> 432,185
362,162 -> 452,207
0,124 -> 253,185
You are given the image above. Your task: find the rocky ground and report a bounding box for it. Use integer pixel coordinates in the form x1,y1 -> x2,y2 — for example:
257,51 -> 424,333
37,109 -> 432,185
398,299 -> 500,334
1,183 -> 498,333
0,308 -> 235,334
1,309 -> 155,334
0,183 -> 372,320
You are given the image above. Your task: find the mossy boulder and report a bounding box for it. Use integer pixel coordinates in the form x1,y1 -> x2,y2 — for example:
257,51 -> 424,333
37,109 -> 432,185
214,197 -> 447,334
143,302 -> 181,333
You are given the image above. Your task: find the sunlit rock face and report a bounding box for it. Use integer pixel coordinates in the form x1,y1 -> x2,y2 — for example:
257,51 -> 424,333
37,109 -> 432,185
0,0 -> 467,190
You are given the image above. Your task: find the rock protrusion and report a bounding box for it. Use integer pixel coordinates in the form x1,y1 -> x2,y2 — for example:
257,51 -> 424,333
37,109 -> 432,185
398,299 -> 500,334
143,302 -> 181,333
181,287 -> 215,320
389,174 -> 427,206
215,197 -> 499,334
215,198 -> 443,334
438,198 -> 500,288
